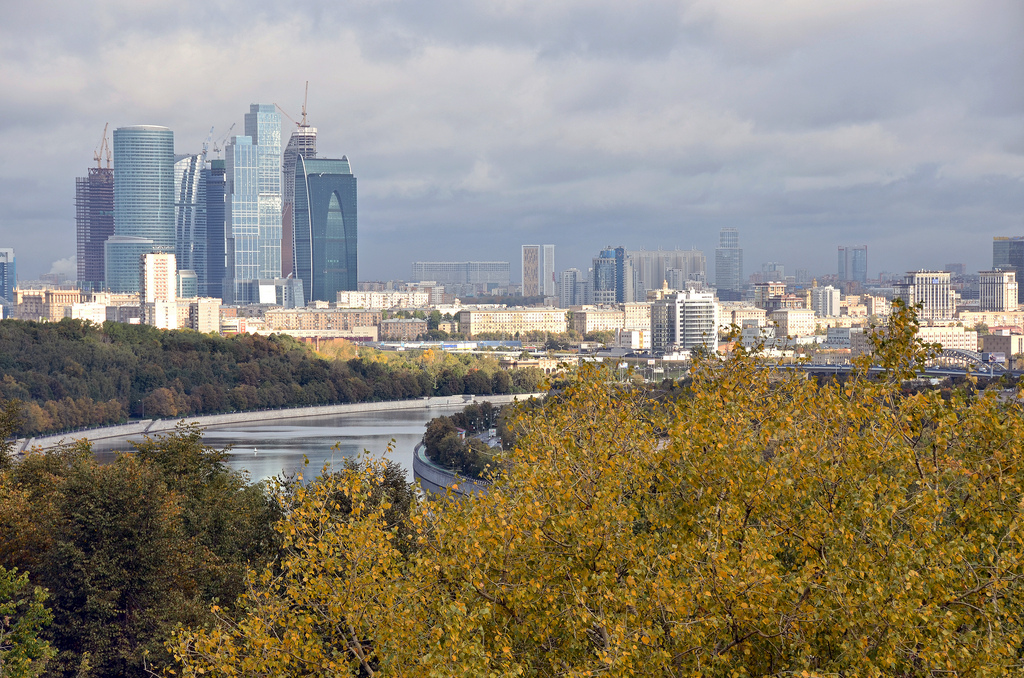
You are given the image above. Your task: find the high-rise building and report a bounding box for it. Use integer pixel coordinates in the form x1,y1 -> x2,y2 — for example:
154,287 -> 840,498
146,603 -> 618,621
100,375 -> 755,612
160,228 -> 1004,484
293,156 -> 357,303
651,289 -> 719,353
281,125 -> 316,278
993,237 -> 1024,304
174,154 -> 205,293
592,246 -> 634,304
224,135 -> 258,304
75,166 -> 114,291
203,160 -> 227,299
105,236 -> 157,294
838,245 -> 868,283
810,285 -> 841,317
558,268 -> 582,307
628,249 -> 706,297
245,104 -> 283,280
979,270 -> 1018,312
140,252 -> 177,329
410,262 -> 510,287
521,245 -> 555,297
715,228 -> 743,300
0,248 -> 15,303
109,125 -> 174,292
895,271 -> 954,321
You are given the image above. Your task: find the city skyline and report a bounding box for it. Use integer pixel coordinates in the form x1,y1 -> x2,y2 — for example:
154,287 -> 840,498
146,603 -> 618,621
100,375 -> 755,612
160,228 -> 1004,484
0,1 -> 1021,282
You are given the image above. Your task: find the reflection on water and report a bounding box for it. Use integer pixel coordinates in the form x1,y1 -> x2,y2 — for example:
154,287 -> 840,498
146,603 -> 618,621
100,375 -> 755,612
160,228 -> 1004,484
89,405 -> 467,483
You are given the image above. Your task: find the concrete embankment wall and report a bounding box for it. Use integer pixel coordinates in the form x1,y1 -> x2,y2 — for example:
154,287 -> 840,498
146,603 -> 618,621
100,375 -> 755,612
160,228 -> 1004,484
412,443 -> 491,498
15,392 -> 544,453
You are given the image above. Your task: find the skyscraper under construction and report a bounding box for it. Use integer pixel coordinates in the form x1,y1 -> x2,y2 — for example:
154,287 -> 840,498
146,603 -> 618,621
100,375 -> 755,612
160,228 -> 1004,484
281,89 -> 317,279
76,126 -> 115,290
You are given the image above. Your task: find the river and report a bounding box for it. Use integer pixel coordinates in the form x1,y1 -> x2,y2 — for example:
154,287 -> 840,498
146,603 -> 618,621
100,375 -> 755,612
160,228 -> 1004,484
89,404 -> 468,483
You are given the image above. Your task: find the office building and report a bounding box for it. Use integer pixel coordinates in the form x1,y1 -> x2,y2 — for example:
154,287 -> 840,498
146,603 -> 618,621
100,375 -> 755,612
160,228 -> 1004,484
629,248 -> 706,297
521,244 -> 555,297
174,153 -> 206,293
410,262 -> 510,288
109,125 -> 175,291
715,228 -> 743,300
293,156 -> 357,303
558,268 -> 586,307
245,104 -> 283,279
105,235 -> 156,294
979,270 -> 1018,312
993,237 -> 1024,304
895,271 -> 954,321
592,246 -> 634,304
0,248 -> 14,303
75,165 -> 114,291
651,289 -> 718,353
838,245 -> 868,283
281,124 -> 316,278
203,160 -> 227,299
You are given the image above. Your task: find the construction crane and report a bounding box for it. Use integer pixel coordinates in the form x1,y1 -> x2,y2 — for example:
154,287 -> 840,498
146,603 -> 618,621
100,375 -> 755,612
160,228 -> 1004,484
275,81 -> 313,129
211,123 -> 235,158
93,123 -> 111,169
199,126 -> 215,164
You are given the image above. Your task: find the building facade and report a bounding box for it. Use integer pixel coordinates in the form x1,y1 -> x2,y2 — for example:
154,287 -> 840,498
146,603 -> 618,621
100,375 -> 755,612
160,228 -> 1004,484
0,248 -> 14,304
75,167 -> 114,291
979,270 -> 1018,312
810,285 -> 841,317
245,104 -> 283,280
651,289 -> 718,353
895,270 -> 955,321
110,125 -> 174,291
457,308 -> 567,337
715,228 -> 743,300
629,249 -> 706,298
140,252 -> 177,328
293,156 -> 358,303
281,125 -> 317,278
174,153 -> 205,292
203,160 -> 227,299
104,235 -> 157,294
838,245 -> 868,283
993,236 -> 1024,303
410,262 -> 510,288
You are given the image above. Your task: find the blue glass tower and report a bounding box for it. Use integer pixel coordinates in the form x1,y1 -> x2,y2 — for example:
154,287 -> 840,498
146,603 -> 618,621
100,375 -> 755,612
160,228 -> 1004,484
224,136 -> 258,304
174,154 -> 205,293
294,156 -> 357,303
204,160 -> 227,300
108,125 -> 174,292
244,104 -> 282,280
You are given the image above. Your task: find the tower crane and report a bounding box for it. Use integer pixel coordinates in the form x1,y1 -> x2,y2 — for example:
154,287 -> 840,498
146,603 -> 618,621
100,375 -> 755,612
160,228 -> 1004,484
199,126 -> 215,164
93,123 -> 112,169
275,81 -> 313,129
211,123 -> 235,158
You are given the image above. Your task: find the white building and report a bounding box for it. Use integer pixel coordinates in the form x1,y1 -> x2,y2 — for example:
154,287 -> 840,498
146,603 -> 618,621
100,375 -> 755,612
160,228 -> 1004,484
651,289 -> 718,353
810,285 -> 841,318
979,270 -> 1018,312
770,308 -> 816,338
895,271 -> 955,320
140,252 -> 177,328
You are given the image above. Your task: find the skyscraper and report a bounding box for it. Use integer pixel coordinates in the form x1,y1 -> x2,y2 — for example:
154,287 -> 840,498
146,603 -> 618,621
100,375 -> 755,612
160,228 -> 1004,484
75,166 -> 114,291
245,104 -> 283,280
592,246 -> 634,304
715,228 -> 743,300
993,236 -> 1024,303
979,270 -> 1018,312
521,245 -> 555,297
174,154 -> 205,291
651,289 -> 719,353
838,245 -> 868,283
895,271 -> 954,321
0,248 -> 15,303
281,125 -> 316,278
203,160 -> 227,299
629,248 -> 706,295
293,156 -> 357,303
224,136 -> 258,304
109,125 -> 175,293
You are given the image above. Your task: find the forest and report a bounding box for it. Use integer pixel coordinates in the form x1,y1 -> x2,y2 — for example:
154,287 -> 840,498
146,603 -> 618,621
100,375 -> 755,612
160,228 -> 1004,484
0,319 -> 544,437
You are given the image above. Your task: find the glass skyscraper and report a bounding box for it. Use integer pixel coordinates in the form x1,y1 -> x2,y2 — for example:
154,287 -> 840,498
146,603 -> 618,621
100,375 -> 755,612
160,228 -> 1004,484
294,156 -> 357,303
244,104 -> 283,280
993,236 -> 1024,303
223,104 -> 282,303
715,227 -> 743,300
109,125 -> 174,292
281,126 -> 317,278
838,245 -> 868,284
0,248 -> 15,304
174,154 -> 205,293
75,167 -> 114,291
204,160 -> 227,300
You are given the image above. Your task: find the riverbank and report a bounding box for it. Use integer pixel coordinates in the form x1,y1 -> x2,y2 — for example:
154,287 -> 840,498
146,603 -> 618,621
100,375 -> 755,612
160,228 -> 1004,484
15,392 -> 544,453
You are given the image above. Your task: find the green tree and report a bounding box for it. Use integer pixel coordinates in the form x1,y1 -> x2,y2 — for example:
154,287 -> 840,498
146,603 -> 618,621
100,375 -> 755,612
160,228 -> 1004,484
0,566 -> 53,678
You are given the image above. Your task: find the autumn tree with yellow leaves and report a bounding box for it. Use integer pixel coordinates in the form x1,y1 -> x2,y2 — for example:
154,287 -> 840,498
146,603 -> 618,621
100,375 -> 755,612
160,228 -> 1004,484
171,302 -> 1024,676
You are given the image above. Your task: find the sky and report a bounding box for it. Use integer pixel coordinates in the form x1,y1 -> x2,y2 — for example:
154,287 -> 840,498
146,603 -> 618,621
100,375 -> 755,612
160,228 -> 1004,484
1,0 -> 1022,283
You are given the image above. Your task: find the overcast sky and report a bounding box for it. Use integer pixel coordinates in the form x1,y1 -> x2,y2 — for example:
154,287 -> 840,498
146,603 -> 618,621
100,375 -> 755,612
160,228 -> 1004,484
1,0 -> 1022,282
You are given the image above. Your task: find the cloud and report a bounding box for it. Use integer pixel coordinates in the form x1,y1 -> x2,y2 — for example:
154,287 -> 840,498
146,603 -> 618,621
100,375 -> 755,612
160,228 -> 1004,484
0,0 -> 1021,282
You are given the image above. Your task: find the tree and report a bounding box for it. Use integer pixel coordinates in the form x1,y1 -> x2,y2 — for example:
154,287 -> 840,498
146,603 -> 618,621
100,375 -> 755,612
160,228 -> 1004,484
0,566 -> 53,678
172,302 -> 1024,676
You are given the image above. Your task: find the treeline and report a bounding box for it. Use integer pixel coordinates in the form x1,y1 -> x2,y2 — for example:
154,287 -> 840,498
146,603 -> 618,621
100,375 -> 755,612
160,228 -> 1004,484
0,418 -> 282,677
0,319 -> 545,437
422,401 -> 503,479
